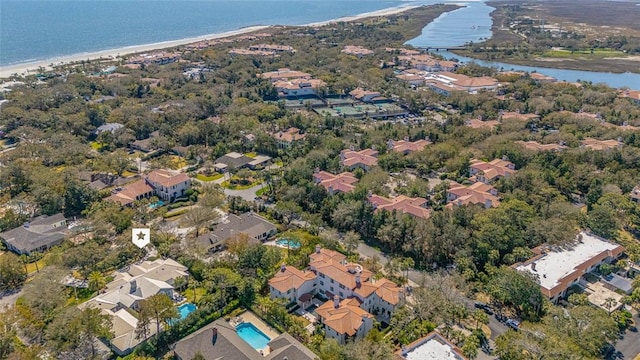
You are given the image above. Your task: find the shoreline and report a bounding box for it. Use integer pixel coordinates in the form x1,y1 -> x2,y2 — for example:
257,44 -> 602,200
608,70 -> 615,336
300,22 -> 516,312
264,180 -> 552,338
0,5 -> 418,80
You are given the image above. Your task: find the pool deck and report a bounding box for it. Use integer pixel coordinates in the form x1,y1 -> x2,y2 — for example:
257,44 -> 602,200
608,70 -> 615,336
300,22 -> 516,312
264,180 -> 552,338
237,311 -> 280,340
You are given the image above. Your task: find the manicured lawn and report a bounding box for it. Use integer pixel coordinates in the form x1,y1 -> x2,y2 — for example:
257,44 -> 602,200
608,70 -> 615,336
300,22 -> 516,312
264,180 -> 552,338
25,257 -> 48,274
182,287 -> 207,303
90,141 -> 103,150
221,179 -> 261,190
164,208 -> 189,218
122,170 -> 137,177
245,152 -> 258,159
196,173 -> 223,182
255,187 -> 267,196
66,287 -> 96,306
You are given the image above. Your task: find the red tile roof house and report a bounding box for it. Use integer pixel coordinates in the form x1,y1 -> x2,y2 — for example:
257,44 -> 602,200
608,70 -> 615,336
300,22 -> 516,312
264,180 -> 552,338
272,127 -> 306,149
446,181 -> 500,209
349,87 -> 382,103
313,170 -> 359,195
368,194 -> 431,219
258,68 -> 312,81
340,147 -> 378,171
106,170 -> 191,206
387,137 -> 431,155
273,78 -> 326,98
341,45 -> 375,58
268,246 -> 405,343
468,158 -> 516,184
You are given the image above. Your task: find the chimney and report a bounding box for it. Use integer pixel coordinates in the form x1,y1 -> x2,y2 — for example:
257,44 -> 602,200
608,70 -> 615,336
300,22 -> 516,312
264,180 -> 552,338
485,199 -> 492,208
349,145 -> 355,151
387,139 -> 394,149
211,327 -> 218,344
315,244 -> 321,254
314,167 -> 320,174
23,221 -> 30,228
371,144 -> 376,151
130,280 -> 137,293
355,272 -> 361,287
404,136 -> 409,142
333,295 -> 340,308
502,155 -> 509,161
280,264 -> 286,272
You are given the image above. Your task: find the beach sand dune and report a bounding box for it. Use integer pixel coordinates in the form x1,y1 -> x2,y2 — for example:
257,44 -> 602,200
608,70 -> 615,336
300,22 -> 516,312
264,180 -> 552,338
0,5 -> 418,79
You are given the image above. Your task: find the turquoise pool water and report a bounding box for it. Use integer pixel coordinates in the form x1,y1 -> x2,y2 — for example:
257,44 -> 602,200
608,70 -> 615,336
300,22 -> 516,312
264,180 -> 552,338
168,303 -> 196,325
148,200 -> 165,210
275,238 -> 301,249
236,322 -> 271,350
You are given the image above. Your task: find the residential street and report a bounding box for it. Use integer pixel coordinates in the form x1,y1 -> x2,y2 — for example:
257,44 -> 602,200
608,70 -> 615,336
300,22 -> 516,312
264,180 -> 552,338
614,319 -> 640,359
356,241 -> 509,344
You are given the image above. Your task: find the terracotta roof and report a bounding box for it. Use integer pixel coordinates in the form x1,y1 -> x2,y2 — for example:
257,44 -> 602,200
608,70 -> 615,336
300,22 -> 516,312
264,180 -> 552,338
273,78 -> 326,90
316,298 -> 373,336
470,159 -> 516,182
314,171 -> 358,194
273,127 -> 306,142
269,265 -> 316,293
349,87 -> 381,100
389,139 -> 431,154
368,194 -> 430,219
619,89 -> 640,101
146,169 -> 190,188
259,68 -> 312,81
106,179 -> 153,206
500,111 -> 539,121
309,248 -> 347,264
581,138 -> 624,151
437,72 -> 498,88
447,181 -> 500,209
340,149 -> 378,168
465,118 -> 499,129
342,46 -> 374,56
516,140 -> 567,152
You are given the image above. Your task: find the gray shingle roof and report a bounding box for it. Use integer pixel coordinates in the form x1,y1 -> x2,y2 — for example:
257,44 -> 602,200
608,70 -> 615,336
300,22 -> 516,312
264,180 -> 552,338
195,212 -> 276,250
174,319 -> 317,360
0,213 -> 66,254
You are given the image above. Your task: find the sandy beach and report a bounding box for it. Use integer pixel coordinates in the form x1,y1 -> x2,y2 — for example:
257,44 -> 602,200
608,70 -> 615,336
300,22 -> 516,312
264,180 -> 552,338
0,5 -> 418,80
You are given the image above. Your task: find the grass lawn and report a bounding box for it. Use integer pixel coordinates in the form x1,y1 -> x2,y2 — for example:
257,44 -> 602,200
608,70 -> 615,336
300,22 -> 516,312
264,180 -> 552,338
255,187 -> 268,196
66,287 -> 96,306
25,257 -> 48,274
182,287 -> 207,303
221,179 -> 261,190
245,152 -> 258,158
275,160 -> 284,167
196,173 -> 223,182
164,208 -> 189,218
169,155 -> 188,169
121,170 -> 137,177
90,141 -> 103,151
543,48 -> 625,58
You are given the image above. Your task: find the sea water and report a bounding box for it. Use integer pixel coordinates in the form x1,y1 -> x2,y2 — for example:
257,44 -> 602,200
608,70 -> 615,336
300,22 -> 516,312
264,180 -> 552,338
1,0 -> 409,65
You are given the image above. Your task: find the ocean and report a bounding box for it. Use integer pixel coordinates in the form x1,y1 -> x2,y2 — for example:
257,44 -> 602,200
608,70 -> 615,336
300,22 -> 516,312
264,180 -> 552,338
0,0 -> 415,66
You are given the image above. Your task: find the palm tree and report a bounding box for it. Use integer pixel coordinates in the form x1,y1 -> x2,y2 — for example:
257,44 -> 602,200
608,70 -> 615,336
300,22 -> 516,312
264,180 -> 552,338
87,271 -> 106,292
604,297 -> 617,315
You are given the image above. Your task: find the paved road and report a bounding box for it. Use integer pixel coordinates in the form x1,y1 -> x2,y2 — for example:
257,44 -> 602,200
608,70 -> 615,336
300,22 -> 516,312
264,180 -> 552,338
223,183 -> 265,202
0,289 -> 22,306
614,313 -> 640,359
356,241 -> 508,343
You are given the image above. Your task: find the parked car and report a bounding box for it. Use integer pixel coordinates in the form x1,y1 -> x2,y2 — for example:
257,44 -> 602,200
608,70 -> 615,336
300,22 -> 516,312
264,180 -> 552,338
506,319 -> 520,330
474,302 -> 494,315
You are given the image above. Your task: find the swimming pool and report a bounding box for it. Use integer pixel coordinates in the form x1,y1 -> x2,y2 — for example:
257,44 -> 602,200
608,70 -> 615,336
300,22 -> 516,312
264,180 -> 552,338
168,303 -> 196,325
148,200 -> 165,210
275,238 -> 301,249
236,322 -> 271,350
